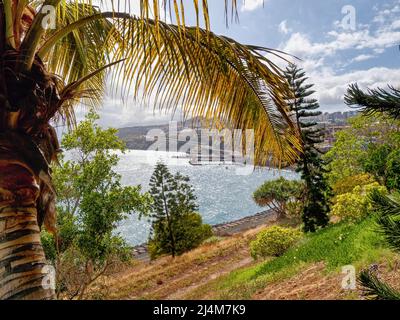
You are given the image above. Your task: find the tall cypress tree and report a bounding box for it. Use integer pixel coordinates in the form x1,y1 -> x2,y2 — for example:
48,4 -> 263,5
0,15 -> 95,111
284,64 -> 330,232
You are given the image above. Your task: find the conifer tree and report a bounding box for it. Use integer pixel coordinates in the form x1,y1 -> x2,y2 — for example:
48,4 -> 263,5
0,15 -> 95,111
284,64 -> 331,232
148,162 -> 212,258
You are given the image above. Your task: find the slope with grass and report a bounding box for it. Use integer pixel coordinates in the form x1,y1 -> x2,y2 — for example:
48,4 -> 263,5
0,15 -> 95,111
92,217 -> 400,300
189,217 -> 399,300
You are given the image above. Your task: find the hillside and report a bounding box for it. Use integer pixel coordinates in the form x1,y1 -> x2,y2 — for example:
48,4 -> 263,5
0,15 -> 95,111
117,118 -> 204,150
89,216 -> 400,300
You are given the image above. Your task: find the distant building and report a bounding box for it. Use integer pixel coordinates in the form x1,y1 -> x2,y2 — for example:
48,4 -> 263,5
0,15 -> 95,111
309,111 -> 359,151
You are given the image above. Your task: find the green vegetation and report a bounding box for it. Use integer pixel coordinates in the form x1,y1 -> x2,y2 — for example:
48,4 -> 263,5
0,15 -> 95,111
284,64 -> 331,232
324,114 -> 400,189
386,150 -> 400,191
358,191 -> 400,299
331,183 -> 387,222
331,173 -> 376,197
255,218 -> 384,275
1,0 -> 399,302
148,162 -> 212,259
253,177 -> 305,219
211,216 -> 389,299
42,112 -> 150,299
345,83 -> 400,300
250,226 -> 302,259
0,0 -> 302,300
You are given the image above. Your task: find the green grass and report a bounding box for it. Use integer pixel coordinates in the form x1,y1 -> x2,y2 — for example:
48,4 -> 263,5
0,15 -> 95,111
206,217 -> 395,299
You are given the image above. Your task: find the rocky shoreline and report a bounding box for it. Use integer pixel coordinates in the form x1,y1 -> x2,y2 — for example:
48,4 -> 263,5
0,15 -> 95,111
132,210 -> 277,261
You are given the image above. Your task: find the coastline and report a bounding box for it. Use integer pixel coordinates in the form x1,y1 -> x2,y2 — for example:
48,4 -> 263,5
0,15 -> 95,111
132,209 -> 277,261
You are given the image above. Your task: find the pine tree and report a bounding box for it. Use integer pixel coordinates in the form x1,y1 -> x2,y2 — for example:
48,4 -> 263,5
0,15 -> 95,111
346,84 -> 400,300
148,162 -> 212,258
284,64 -> 331,232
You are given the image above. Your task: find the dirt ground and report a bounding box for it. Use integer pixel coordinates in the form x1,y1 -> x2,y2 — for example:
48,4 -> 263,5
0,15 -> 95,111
94,226 -> 264,300
253,259 -> 400,300
90,219 -> 400,300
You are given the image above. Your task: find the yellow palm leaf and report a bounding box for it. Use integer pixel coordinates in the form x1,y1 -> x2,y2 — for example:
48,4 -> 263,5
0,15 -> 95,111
11,0 -> 301,166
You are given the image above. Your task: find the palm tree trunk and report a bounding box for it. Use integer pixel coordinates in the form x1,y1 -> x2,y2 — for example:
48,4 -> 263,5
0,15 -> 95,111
0,163 -> 55,300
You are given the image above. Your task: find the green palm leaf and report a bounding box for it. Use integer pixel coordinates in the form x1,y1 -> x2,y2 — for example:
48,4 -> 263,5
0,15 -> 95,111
6,0 -> 301,166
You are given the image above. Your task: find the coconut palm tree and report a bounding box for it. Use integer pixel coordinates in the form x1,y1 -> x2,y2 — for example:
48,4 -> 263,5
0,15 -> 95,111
0,0 -> 301,300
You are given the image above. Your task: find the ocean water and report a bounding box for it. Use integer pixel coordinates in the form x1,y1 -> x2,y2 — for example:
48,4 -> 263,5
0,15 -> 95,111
114,150 -> 299,245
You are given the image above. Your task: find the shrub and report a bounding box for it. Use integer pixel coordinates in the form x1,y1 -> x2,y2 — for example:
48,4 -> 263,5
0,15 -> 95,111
250,226 -> 302,259
173,213 -> 213,255
386,150 -> 400,191
362,144 -> 392,182
253,177 -> 305,219
331,182 -> 387,222
332,173 -> 376,196
148,211 -> 213,259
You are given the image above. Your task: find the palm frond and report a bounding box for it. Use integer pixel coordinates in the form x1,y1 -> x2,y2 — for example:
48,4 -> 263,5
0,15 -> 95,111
42,3 -> 118,111
35,9 -> 301,165
54,59 -> 125,127
16,0 -> 300,165
3,0 -> 16,48
109,18 -> 301,166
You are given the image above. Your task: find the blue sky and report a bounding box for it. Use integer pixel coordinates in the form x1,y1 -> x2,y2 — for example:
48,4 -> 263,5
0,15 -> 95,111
85,0 -> 400,128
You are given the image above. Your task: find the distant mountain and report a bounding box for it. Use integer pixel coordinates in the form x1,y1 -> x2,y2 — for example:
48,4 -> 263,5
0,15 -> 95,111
117,111 -> 359,151
117,118 -> 204,150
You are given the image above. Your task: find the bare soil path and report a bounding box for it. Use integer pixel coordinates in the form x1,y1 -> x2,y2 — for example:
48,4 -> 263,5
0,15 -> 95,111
96,225 -> 268,300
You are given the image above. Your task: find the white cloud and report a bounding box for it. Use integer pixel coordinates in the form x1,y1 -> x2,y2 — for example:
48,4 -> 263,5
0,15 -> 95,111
278,20 -> 291,34
240,0 -> 265,12
373,2 -> 400,24
314,67 -> 400,111
373,48 -> 385,54
75,96 -> 181,128
390,20 -> 400,30
280,27 -> 400,60
352,54 -> 375,62
275,2 -> 400,112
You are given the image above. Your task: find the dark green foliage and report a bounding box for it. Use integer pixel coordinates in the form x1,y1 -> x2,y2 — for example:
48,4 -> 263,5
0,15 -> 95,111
386,150 -> 400,191
346,81 -> 400,299
284,64 -> 331,232
369,191 -> 400,253
345,84 -> 400,120
41,231 -> 57,264
41,112 -> 150,298
360,142 -> 400,190
149,212 -> 212,259
148,162 -> 212,258
358,203 -> 400,300
253,177 -> 305,218
358,269 -> 400,300
362,144 -> 392,183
